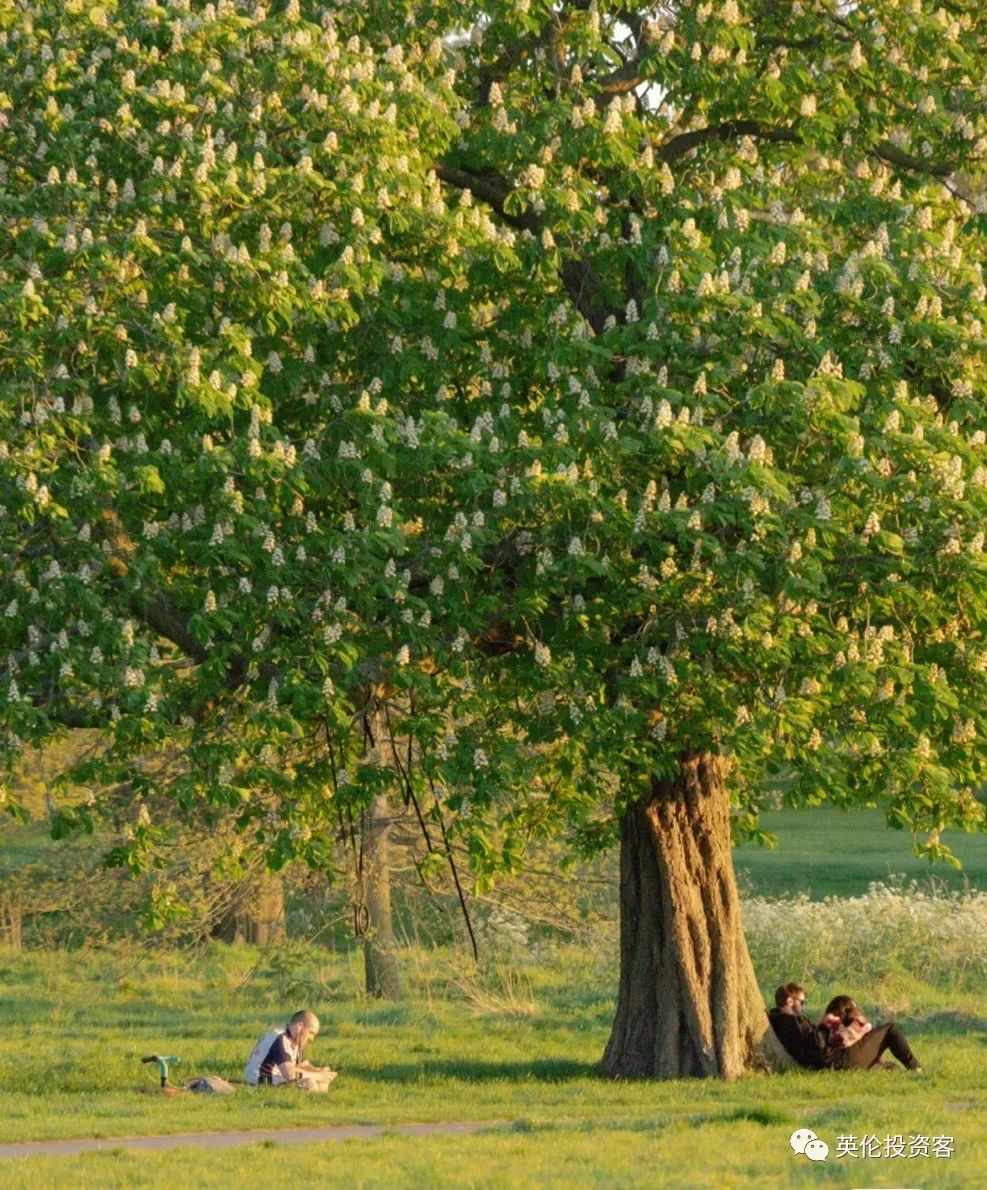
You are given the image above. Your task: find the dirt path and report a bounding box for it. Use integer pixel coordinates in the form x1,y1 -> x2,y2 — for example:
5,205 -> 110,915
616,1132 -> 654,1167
0,1120 -> 508,1160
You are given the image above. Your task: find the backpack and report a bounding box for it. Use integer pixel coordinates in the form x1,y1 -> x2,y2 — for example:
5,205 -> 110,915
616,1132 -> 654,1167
244,1027 -> 283,1085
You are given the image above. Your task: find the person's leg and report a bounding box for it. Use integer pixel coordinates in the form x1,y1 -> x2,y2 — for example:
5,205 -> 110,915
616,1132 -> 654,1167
840,1024 -> 889,1069
877,1023 -> 921,1070
298,1069 -> 338,1091
842,1024 -> 920,1070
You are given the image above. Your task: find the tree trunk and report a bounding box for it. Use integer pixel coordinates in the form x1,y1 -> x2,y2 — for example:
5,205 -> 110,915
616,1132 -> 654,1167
360,794 -> 401,1000
213,871 -> 285,946
601,752 -> 770,1080
0,894 -> 23,951
243,869 -> 286,946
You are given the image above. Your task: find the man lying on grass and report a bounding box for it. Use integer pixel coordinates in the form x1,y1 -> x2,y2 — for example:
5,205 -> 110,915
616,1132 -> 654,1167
768,982 -> 923,1072
244,1010 -> 338,1089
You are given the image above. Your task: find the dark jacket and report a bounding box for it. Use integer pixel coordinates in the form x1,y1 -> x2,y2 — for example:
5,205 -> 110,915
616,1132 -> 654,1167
768,1007 -> 831,1070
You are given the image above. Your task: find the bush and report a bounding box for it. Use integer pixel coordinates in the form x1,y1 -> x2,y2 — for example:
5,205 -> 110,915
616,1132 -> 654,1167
743,878 -> 987,991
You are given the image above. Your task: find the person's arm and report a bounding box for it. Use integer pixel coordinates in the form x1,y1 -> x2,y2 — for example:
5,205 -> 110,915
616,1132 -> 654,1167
799,1015 -> 830,1053
268,1036 -> 302,1082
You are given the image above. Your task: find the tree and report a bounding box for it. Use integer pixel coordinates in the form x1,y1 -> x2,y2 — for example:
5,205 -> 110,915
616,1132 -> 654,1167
358,793 -> 402,999
2,0 -> 986,1078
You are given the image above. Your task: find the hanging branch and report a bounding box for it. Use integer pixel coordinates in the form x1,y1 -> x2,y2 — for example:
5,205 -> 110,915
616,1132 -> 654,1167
325,718 -> 353,860
406,692 -> 415,790
326,732 -> 360,871
427,771 -> 479,963
382,699 -> 437,854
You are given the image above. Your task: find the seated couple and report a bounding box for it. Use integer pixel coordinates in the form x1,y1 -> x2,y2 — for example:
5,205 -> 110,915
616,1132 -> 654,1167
769,982 -> 923,1072
244,1010 -> 338,1090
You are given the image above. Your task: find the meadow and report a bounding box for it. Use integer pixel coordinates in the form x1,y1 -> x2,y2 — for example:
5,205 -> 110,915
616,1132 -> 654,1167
2,803 -> 986,1186
1,871 -> 986,1187
733,803 -> 987,898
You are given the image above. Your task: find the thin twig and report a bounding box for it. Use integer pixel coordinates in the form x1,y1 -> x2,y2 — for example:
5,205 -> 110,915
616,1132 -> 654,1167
382,700 -> 437,853
427,772 -> 478,962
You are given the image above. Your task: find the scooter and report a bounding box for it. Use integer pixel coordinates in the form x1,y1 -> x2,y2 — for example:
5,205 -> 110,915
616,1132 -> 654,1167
140,1054 -> 183,1095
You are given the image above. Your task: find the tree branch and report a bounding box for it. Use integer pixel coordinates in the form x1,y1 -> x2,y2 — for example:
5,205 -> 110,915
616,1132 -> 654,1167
559,259 -> 612,335
655,120 -> 963,186
872,140 -> 954,180
475,7 -> 586,106
127,590 -> 209,664
434,163 -> 614,334
433,164 -> 538,233
27,693 -> 108,730
597,59 -> 645,97
656,120 -> 802,165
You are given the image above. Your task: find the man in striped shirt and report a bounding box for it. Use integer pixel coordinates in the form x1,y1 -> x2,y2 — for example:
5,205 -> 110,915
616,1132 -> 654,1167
245,1010 -> 336,1086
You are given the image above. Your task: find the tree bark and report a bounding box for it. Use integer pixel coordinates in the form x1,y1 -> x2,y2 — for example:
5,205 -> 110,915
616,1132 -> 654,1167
213,870 -> 285,946
601,752 -> 770,1080
360,794 -> 402,1000
0,894 -> 23,951
243,869 -> 286,946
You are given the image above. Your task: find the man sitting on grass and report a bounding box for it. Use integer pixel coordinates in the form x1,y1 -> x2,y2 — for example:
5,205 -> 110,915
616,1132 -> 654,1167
768,982 -> 830,1070
244,1010 -> 337,1088
768,982 -> 922,1073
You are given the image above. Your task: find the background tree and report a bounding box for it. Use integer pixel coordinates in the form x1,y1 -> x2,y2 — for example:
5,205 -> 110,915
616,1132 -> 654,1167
2,1 -> 985,1078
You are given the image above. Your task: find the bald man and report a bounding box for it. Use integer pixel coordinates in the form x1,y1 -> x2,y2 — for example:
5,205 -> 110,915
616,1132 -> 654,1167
245,1010 -> 336,1087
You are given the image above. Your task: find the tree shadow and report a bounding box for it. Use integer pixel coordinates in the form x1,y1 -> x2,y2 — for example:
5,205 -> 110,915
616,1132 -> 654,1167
349,1058 -> 599,1084
901,1010 -> 987,1035
0,994 -> 51,1021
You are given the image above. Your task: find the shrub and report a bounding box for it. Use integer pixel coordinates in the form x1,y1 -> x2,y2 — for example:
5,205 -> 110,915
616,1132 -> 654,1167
743,879 -> 987,991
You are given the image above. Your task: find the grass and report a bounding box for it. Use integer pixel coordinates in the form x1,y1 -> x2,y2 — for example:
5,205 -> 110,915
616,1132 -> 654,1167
3,800 -> 986,1184
734,803 -> 987,898
4,1115 -> 984,1189
0,944 -> 984,1187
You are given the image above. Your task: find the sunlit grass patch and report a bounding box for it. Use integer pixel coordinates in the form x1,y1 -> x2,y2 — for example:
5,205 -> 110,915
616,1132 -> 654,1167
1,884 -> 985,1185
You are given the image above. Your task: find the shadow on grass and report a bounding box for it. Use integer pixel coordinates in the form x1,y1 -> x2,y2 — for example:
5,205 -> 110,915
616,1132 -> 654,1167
349,1058 -> 599,1084
510,1107 -> 795,1136
902,1010 -> 987,1034
804,1104 -> 864,1129
350,1005 -> 422,1028
0,994 -> 58,1022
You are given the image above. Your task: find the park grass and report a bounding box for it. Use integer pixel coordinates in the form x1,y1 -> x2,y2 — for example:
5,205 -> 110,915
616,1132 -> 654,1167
0,943 -> 985,1188
3,804 -> 986,1185
5,1111 -> 986,1190
733,804 -> 987,899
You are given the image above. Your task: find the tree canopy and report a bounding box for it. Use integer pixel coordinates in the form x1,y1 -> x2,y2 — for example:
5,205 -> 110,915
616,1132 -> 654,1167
2,0 -> 986,888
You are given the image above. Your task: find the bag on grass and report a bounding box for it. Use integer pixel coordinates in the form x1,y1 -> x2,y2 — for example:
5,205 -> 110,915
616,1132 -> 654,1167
297,1070 -> 338,1093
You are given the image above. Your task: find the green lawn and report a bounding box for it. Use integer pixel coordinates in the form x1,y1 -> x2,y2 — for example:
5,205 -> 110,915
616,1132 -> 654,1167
0,818 -> 61,872
735,804 -> 987,898
0,946 -> 984,1187
2,804 -> 986,1185
5,1115 -> 984,1189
